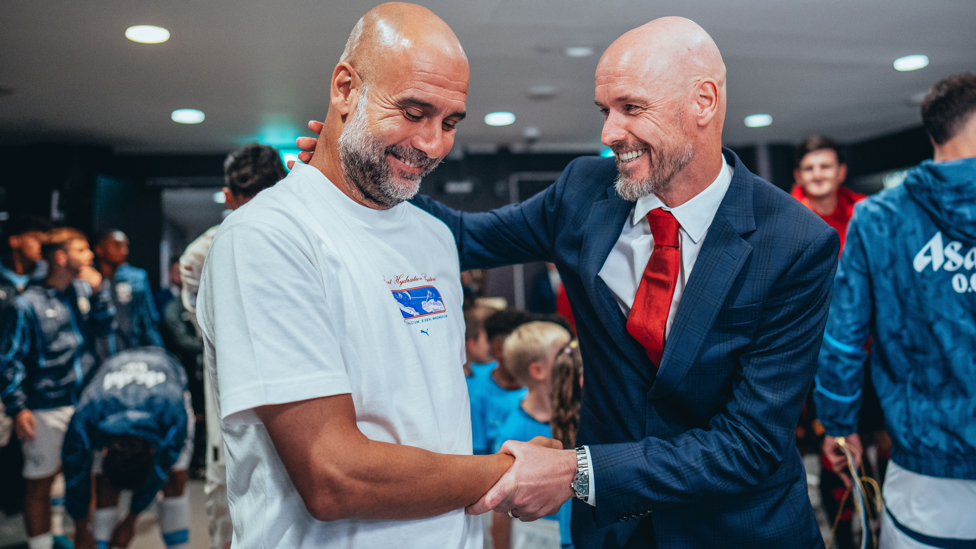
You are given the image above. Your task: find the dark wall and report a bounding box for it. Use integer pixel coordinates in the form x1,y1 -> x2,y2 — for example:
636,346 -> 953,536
847,126 -> 933,177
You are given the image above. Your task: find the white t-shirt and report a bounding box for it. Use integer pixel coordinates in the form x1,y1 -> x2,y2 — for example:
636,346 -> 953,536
197,162 -> 480,549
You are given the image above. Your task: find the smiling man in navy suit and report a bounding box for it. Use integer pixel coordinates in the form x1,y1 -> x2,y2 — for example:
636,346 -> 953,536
420,18 -> 837,548
295,17 -> 837,547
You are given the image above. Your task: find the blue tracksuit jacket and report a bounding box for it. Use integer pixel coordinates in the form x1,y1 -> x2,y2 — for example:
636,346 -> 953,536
815,156 -> 976,480
0,261 -> 46,311
62,347 -> 189,520
1,280 -> 115,416
107,264 -> 164,353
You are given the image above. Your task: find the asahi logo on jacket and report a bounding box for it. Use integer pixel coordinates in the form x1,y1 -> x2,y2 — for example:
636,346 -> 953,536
913,231 -> 976,293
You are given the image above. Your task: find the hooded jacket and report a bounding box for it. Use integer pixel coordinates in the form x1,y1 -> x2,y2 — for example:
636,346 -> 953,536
815,156 -> 976,480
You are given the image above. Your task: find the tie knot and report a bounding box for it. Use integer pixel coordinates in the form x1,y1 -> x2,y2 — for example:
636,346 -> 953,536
647,209 -> 680,248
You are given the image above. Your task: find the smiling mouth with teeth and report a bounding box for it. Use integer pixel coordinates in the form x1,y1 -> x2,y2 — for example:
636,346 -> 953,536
617,149 -> 647,163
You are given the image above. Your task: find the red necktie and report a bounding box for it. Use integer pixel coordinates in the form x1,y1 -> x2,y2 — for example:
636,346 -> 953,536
626,209 -> 681,369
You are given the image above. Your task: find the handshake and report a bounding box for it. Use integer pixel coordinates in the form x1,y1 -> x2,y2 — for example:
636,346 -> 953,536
469,436 -> 578,521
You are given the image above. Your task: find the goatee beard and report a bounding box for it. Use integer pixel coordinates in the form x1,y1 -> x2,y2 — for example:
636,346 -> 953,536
614,143 -> 693,202
337,86 -> 439,208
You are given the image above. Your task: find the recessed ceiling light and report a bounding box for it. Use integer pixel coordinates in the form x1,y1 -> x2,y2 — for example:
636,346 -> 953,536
485,112 -> 516,126
212,191 -> 226,204
600,148 -> 615,158
564,46 -> 595,58
894,54 -> 929,72
744,114 -> 772,128
125,25 -> 170,44
171,109 -> 205,124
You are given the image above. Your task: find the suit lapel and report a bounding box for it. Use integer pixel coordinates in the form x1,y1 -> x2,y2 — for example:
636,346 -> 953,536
579,189 -> 655,377
650,150 -> 757,399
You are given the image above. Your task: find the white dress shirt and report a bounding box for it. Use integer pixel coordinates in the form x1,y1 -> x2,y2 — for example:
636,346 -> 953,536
582,154 -> 733,507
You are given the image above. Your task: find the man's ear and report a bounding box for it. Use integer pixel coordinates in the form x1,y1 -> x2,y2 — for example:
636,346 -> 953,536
695,79 -> 720,128
331,62 -> 363,117
7,235 -> 20,250
837,163 -> 848,184
53,249 -> 67,268
222,188 -> 237,210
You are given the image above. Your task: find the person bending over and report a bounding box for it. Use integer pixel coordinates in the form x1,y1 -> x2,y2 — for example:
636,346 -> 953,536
63,347 -> 194,549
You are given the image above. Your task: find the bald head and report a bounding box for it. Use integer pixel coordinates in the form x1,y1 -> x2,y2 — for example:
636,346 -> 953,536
600,17 -> 726,105
311,3 -> 469,211
340,2 -> 468,86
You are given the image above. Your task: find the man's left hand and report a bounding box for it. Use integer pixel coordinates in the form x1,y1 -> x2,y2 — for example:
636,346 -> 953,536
466,437 -> 575,521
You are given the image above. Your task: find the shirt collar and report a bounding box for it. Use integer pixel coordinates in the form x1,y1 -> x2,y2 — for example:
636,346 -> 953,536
631,154 -> 734,244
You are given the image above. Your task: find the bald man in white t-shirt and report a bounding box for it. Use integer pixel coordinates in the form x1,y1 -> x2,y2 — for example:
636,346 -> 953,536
197,4 -> 541,548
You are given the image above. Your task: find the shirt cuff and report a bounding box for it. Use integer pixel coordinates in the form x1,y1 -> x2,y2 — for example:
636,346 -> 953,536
583,445 -> 596,507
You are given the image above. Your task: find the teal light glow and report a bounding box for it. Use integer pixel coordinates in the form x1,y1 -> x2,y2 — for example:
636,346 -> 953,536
279,149 -> 302,170
600,148 -> 615,158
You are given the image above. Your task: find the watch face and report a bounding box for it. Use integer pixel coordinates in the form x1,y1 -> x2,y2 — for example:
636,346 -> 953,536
573,473 -> 589,498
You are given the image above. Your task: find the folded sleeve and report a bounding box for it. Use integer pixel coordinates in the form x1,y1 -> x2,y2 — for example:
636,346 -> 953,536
198,221 -> 351,424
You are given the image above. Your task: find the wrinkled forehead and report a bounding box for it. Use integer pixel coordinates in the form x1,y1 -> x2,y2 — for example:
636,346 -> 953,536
378,43 -> 468,93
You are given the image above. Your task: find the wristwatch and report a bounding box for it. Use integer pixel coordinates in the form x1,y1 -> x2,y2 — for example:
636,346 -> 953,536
571,447 -> 590,501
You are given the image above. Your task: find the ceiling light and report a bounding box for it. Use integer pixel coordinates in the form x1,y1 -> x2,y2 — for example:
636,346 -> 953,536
600,148 -> 615,158
744,114 -> 772,128
894,55 -> 929,72
125,25 -> 170,44
171,109 -> 205,124
212,191 -> 226,204
564,46 -> 594,58
485,112 -> 516,126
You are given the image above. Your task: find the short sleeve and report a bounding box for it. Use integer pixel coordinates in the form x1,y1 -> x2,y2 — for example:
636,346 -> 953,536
198,220 -> 351,423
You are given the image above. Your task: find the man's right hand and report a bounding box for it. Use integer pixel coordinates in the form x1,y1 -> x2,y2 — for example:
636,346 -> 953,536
78,266 -> 103,290
15,409 -> 36,441
823,433 -> 863,490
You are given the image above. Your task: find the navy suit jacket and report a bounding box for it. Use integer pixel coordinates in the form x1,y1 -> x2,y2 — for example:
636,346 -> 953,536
413,149 -> 838,548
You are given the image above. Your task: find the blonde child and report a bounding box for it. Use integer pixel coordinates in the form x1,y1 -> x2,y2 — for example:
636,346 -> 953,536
491,321 -> 572,549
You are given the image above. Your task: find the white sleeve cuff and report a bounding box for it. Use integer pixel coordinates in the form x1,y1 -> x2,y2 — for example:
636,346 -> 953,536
583,445 -> 596,507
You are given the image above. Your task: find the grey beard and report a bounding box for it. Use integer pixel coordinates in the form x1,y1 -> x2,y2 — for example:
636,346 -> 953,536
614,143 -> 694,202
337,87 -> 438,208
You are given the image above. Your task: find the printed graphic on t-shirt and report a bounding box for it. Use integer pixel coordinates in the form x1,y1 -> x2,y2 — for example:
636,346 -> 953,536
913,231 -> 976,294
392,286 -> 447,320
